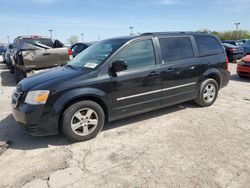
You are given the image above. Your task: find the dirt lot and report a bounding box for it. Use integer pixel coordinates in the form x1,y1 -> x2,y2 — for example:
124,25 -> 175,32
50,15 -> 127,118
0,62 -> 250,188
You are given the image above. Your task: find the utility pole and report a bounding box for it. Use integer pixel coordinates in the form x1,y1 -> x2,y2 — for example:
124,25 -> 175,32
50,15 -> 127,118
48,29 -> 53,39
129,26 -> 134,35
234,22 -> 240,40
6,36 -> 10,44
81,33 -> 84,42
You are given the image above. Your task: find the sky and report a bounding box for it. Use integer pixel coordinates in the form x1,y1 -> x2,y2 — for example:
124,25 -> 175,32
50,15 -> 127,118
0,0 -> 250,44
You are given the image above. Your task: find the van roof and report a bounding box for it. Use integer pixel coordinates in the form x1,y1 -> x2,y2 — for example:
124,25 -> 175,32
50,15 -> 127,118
139,31 -> 214,37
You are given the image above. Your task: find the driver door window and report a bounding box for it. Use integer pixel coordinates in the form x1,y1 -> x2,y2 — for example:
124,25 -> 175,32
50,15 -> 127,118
115,40 -> 156,70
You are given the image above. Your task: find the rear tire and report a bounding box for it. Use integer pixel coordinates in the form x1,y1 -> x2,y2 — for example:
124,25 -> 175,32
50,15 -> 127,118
14,66 -> 26,83
62,101 -> 105,142
195,79 -> 219,107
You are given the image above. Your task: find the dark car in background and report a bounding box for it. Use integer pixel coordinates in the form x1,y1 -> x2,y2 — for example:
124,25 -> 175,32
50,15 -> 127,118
4,44 -> 12,66
240,39 -> 250,54
12,32 -> 230,142
223,39 -> 250,55
222,43 -> 245,63
71,42 -> 95,57
222,40 -> 245,47
0,45 -> 6,55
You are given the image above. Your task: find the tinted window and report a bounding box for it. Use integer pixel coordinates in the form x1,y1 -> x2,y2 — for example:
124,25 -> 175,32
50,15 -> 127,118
195,35 -> 223,56
18,38 -> 54,48
115,40 -> 156,70
159,37 -> 194,62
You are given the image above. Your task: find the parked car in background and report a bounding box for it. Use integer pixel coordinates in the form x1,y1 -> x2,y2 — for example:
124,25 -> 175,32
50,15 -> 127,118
0,45 -> 6,62
4,44 -> 12,68
71,42 -> 95,57
240,39 -> 250,54
9,35 -> 73,83
222,43 -> 245,63
237,55 -> 250,78
12,32 -> 230,142
222,40 -> 245,47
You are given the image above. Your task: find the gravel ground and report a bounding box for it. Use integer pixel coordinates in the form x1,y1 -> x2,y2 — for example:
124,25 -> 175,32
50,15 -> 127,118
0,62 -> 249,188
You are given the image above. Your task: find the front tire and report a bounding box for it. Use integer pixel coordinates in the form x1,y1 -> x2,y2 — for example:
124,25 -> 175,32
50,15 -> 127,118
195,79 -> 219,107
62,101 -> 105,142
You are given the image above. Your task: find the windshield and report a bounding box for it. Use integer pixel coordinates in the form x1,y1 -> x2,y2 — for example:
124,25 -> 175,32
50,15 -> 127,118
68,39 -> 129,69
236,41 -> 245,46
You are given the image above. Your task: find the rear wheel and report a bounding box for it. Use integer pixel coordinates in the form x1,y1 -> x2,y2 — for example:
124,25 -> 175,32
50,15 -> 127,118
14,66 -> 26,83
62,101 -> 105,142
195,79 -> 218,107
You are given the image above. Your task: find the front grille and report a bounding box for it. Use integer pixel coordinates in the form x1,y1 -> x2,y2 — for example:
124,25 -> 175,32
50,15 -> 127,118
12,84 -> 23,108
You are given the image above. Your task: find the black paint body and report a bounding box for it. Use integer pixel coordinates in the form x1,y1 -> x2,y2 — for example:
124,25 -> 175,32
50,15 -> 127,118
12,32 -> 230,136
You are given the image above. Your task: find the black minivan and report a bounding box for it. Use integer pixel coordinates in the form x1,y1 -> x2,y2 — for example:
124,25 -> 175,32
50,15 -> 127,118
12,32 -> 230,142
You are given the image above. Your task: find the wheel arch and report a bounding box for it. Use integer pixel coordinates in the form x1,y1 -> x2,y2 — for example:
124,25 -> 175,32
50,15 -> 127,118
54,89 -> 109,131
201,68 -> 222,89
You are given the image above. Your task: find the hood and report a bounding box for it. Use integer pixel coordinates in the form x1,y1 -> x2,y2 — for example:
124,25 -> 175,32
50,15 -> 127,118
20,66 -> 90,91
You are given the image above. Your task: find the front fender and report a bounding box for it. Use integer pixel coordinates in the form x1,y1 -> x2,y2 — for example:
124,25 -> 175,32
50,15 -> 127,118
53,87 -> 108,114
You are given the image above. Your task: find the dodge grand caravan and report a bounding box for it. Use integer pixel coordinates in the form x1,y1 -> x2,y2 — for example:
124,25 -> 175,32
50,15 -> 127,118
12,32 -> 230,142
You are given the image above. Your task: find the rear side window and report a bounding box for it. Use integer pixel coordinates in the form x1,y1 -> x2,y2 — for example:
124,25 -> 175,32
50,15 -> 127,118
195,35 -> 223,56
159,37 -> 194,63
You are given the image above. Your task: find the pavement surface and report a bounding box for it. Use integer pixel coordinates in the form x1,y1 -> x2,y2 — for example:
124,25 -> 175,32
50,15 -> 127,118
0,61 -> 250,188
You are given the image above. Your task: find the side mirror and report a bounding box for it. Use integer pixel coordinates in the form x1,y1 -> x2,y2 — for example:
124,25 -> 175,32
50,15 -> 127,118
8,44 -> 13,49
110,60 -> 127,75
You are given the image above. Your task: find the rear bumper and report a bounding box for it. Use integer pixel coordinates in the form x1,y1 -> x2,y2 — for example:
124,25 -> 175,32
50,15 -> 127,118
220,70 -> 230,88
237,65 -> 250,77
228,53 -> 245,61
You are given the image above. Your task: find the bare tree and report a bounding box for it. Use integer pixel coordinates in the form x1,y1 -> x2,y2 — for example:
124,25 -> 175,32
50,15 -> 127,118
67,35 -> 79,45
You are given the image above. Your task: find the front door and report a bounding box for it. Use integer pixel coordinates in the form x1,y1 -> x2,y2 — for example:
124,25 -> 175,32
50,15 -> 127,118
109,39 -> 162,119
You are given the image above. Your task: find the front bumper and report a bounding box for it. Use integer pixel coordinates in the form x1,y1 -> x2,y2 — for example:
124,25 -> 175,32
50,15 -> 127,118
12,103 -> 59,136
237,64 -> 250,77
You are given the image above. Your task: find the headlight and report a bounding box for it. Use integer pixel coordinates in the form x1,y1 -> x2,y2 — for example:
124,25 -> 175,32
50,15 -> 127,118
25,90 -> 50,105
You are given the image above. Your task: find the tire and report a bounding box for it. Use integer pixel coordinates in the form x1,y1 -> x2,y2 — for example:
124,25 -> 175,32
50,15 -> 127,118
9,57 -> 15,73
62,100 -> 105,142
238,74 -> 245,78
9,64 -> 14,73
195,78 -> 219,107
14,66 -> 26,83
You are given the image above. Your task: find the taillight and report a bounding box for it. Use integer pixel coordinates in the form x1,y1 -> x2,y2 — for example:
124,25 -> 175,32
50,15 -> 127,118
226,56 -> 229,70
68,49 -> 73,56
68,49 -> 73,60
228,48 -> 237,53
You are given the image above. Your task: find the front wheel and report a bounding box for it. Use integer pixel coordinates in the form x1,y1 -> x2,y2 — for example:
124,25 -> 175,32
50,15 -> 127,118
195,79 -> 219,107
62,101 -> 105,142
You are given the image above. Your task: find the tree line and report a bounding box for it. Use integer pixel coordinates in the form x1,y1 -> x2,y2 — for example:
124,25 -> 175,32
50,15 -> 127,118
198,29 -> 250,41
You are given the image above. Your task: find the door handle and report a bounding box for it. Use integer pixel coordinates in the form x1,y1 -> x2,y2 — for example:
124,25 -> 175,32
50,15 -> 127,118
189,66 -> 195,70
148,71 -> 160,77
164,68 -> 173,72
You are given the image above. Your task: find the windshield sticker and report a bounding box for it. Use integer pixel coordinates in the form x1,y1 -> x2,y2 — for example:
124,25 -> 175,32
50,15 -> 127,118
84,62 -> 98,69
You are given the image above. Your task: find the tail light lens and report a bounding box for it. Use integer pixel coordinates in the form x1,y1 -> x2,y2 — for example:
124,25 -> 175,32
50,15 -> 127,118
68,49 -> 73,56
68,49 -> 73,60
226,56 -> 229,70
228,48 -> 237,53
